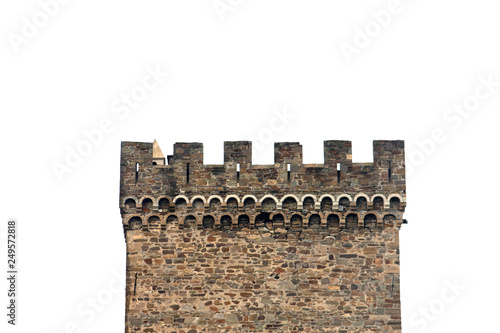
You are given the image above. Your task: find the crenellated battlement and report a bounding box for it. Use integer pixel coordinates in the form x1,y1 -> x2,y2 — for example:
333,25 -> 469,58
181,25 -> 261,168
120,140 -> 405,202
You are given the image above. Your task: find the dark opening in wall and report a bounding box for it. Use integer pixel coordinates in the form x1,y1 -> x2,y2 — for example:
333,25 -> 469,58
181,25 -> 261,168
390,197 -> 401,210
272,214 -> 285,228
166,215 -> 178,225
290,214 -> 302,230
148,215 -> 161,228
255,213 -> 270,228
303,197 -> 315,211
337,163 -> 341,184
158,198 -> 169,212
388,160 -> 392,183
327,214 -> 340,229
175,198 -> 187,212
193,199 -> 204,212
128,216 -> 142,230
321,197 -> 333,212
227,198 -> 238,213
209,198 -> 221,212
184,215 -> 197,229
287,163 -> 291,181
338,197 -> 350,212
186,163 -> 190,185
133,273 -> 137,296
236,163 -> 240,183
364,214 -> 377,229
238,214 -> 250,229
142,198 -> 153,213
261,198 -> 276,212
346,213 -> 358,229
202,215 -> 215,229
308,214 -> 321,229
356,197 -> 367,211
243,198 -> 255,212
383,214 -> 396,227
135,162 -> 139,182
124,198 -> 137,213
373,196 -> 384,211
282,197 -> 297,211
220,215 -> 232,230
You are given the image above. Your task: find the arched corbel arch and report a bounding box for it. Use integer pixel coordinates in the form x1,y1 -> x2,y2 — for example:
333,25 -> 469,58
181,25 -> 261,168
224,195 -> 241,203
139,195 -> 156,206
279,194 -> 301,209
165,213 -> 179,225
307,213 -> 322,229
139,196 -> 155,213
236,213 -> 251,229
207,195 -> 224,203
300,194 -> 319,210
289,213 -> 304,230
337,193 -> 353,202
157,196 -> 172,212
259,194 -> 278,212
319,194 -> 335,211
387,194 -> 404,209
121,196 -> 139,208
337,194 -> 353,211
202,214 -> 216,229
145,214 -> 163,228
363,213 -> 378,229
183,214 -> 198,229
387,193 -> 405,202
122,197 -> 139,214
355,193 -> 370,211
259,194 -> 279,203
242,194 -> 258,202
354,193 -> 370,203
371,194 -> 387,205
345,212 -> 360,229
173,195 -> 190,204
190,195 -> 207,204
326,213 -> 340,229
125,215 -> 143,229
219,214 -> 234,230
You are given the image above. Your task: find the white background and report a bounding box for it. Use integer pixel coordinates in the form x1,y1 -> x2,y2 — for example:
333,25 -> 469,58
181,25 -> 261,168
1,1 -> 499,332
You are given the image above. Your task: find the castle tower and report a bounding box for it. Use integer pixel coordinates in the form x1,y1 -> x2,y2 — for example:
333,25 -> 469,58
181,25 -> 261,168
119,140 -> 407,332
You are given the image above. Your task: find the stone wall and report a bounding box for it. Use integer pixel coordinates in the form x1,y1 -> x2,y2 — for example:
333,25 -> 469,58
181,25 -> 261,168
119,140 -> 407,332
125,225 -> 401,332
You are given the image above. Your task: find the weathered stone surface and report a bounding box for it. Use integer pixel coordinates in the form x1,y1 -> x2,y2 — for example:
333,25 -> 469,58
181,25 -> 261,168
119,140 -> 407,332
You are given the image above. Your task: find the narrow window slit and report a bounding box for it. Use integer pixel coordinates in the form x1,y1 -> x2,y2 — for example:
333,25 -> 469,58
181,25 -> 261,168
236,163 -> 240,182
287,163 -> 291,181
186,163 -> 190,185
337,163 -> 341,184
135,162 -> 139,182
388,160 -> 392,183
133,273 -> 138,296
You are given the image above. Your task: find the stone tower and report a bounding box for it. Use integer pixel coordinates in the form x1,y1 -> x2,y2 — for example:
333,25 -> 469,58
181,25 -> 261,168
119,140 -> 407,332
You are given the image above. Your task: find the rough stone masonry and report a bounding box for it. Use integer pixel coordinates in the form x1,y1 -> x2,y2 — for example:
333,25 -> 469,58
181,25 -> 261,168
119,140 -> 407,332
